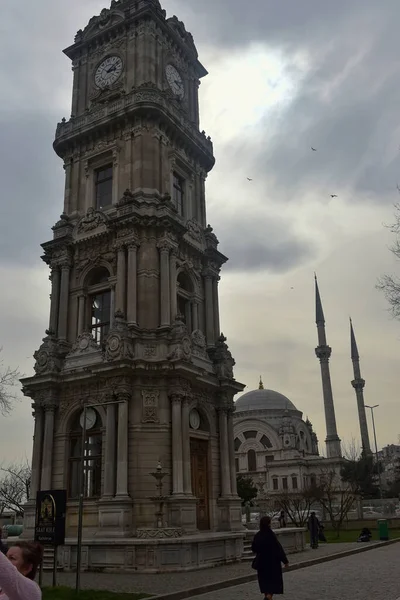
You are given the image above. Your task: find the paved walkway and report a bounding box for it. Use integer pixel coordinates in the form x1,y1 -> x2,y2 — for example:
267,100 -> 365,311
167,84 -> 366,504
43,542 -> 358,596
189,543 -> 400,600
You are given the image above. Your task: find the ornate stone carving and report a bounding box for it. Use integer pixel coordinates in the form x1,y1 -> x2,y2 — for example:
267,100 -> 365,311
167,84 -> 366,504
136,527 -> 183,539
77,207 -> 108,235
142,389 -> 160,423
68,332 -> 101,356
204,224 -> 219,250
210,334 -> 235,380
74,239 -> 116,277
104,310 -> 135,362
33,332 -> 63,375
167,314 -> 192,362
191,329 -> 207,359
315,345 -> 332,361
117,189 -> 135,207
186,219 -> 202,243
144,345 -> 157,358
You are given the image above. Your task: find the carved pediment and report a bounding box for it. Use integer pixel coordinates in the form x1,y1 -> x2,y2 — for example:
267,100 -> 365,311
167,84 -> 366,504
34,332 -> 64,375
75,208 -> 109,239
64,332 -> 104,371
79,8 -> 125,42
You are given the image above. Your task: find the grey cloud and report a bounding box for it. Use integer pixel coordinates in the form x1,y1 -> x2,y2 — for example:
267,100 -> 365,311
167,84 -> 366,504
0,112 -> 63,266
215,213 -> 315,273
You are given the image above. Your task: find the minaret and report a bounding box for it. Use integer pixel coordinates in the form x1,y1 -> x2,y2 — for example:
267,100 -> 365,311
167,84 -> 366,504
350,318 -> 372,455
314,275 -> 342,458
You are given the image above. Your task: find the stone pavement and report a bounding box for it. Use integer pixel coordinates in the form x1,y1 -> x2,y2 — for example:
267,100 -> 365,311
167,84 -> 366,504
43,542 -> 359,596
189,543 -> 400,600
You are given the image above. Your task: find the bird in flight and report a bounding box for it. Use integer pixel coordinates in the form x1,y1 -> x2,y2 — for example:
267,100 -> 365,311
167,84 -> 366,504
311,147 -> 317,151
247,177 -> 253,181
330,194 -> 338,198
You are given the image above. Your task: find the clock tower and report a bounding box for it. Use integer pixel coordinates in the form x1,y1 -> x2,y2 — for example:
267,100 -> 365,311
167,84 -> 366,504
21,0 -> 245,571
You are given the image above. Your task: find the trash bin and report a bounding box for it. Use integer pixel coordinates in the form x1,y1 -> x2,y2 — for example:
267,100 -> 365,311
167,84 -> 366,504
377,519 -> 389,541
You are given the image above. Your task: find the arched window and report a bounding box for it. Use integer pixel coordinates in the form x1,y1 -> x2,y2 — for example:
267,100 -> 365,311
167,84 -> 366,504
177,271 -> 195,332
86,267 -> 111,344
247,449 -> 257,472
68,409 -> 103,499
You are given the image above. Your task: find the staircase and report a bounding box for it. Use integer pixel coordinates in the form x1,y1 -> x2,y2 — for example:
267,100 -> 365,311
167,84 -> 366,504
42,547 -> 59,571
242,534 -> 253,562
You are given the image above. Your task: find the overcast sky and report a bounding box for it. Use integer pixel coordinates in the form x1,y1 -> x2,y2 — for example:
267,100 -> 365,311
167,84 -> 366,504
1,0 -> 400,464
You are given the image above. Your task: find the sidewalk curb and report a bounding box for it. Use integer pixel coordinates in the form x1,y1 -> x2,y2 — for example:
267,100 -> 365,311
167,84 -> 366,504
151,537 -> 400,600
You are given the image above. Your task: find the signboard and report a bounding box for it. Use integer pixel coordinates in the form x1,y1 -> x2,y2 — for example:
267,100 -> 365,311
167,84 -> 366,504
34,490 -> 67,546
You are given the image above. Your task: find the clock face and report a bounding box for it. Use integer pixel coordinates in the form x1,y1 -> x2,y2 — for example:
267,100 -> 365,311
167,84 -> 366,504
95,55 -> 123,89
165,64 -> 184,98
189,409 -> 201,431
80,408 -> 97,431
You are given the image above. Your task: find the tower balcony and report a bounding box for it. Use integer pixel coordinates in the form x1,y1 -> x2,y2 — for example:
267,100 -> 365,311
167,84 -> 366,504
54,86 -> 214,170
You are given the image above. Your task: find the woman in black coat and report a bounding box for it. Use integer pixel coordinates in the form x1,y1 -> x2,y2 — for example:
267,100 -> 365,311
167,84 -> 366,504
251,516 -> 289,599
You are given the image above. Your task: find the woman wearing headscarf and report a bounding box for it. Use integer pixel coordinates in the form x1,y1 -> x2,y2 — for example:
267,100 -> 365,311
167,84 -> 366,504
252,516 -> 289,599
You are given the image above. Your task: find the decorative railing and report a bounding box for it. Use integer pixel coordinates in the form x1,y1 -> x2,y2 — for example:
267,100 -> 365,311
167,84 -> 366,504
55,88 -> 213,154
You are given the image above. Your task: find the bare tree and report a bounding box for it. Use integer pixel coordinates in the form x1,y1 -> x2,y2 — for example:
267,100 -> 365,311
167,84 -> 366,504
275,487 -> 315,527
0,462 -> 31,516
0,349 -> 21,416
377,204 -> 400,318
313,469 -> 357,536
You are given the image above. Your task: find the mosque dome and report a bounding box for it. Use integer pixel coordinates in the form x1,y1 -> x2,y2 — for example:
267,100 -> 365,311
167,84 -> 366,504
235,385 -> 297,413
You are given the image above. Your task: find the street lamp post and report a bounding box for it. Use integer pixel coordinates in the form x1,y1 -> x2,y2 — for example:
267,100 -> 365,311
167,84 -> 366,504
365,404 -> 382,499
75,398 -> 125,594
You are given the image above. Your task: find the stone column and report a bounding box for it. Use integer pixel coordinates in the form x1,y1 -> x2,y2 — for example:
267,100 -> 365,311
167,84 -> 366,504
29,404 -> 44,500
181,399 -> 192,495
58,264 -> 70,340
158,241 -> 171,326
115,245 -> 127,316
110,283 -> 116,328
213,276 -> 221,339
204,271 -> 215,346
41,405 -> 56,490
171,394 -> 184,495
219,408 -> 231,497
77,294 -> 85,336
227,409 -> 237,495
116,400 -> 129,497
127,242 -> 138,324
63,159 -> 73,214
103,403 -> 117,498
170,250 -> 177,322
49,268 -> 61,335
192,302 -> 199,331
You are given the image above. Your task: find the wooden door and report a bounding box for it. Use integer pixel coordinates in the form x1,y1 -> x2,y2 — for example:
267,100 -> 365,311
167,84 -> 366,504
190,438 -> 210,530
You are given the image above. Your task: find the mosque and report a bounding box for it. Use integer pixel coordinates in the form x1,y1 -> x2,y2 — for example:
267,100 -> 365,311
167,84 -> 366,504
233,277 -> 372,498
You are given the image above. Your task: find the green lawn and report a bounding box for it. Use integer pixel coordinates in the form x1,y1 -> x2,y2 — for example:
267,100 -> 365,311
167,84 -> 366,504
42,587 -> 151,600
306,528 -> 400,543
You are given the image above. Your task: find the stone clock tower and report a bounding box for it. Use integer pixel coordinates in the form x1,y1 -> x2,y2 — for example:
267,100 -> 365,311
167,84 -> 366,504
21,0 -> 245,572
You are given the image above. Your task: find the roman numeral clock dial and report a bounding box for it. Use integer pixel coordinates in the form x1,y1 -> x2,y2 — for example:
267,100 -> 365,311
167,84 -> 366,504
95,55 -> 123,89
165,64 -> 185,99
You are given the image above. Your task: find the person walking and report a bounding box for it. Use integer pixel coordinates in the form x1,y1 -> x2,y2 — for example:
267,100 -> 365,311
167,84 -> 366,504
308,511 -> 320,549
252,516 -> 289,599
0,540 -> 43,600
277,511 -> 286,528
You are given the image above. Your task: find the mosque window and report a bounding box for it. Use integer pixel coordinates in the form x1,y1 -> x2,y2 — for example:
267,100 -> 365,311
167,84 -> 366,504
282,477 -> 288,490
86,267 -> 111,345
95,164 -> 113,209
177,271 -> 195,332
68,409 -> 102,499
272,478 -> 279,490
292,476 -> 298,489
247,449 -> 257,472
243,430 -> 257,440
173,172 -> 185,215
310,474 -> 317,487
234,438 -> 241,451
260,435 -> 272,449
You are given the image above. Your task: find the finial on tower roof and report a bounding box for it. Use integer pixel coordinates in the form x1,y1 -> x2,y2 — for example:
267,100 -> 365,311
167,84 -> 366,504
315,273 -> 325,325
259,376 -> 264,390
350,317 -> 359,361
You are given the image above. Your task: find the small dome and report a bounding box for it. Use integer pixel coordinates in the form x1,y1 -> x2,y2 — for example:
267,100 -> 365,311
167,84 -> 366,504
235,389 -> 297,412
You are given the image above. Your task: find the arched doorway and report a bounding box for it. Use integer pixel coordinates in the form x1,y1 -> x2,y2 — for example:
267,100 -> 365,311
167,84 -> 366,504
189,408 -> 210,531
